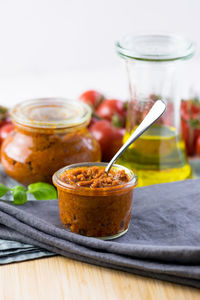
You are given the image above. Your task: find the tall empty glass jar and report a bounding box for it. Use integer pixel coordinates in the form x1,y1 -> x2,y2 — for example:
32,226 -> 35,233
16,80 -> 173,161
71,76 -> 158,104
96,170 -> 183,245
116,34 -> 195,186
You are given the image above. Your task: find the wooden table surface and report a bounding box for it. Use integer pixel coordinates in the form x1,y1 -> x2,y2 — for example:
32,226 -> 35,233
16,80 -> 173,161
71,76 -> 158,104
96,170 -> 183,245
0,256 -> 199,300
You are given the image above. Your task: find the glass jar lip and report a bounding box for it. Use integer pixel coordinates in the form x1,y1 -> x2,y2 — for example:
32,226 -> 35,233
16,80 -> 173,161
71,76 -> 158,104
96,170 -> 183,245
116,33 -> 196,62
10,98 -> 92,129
53,162 -> 138,195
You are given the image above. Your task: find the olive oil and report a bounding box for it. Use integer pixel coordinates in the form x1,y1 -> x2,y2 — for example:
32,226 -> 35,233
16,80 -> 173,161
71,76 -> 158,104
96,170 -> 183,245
117,125 -> 192,187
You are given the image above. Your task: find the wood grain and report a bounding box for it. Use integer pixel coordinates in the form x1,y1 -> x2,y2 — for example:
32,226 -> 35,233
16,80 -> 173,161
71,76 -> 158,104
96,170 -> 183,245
0,256 -> 199,300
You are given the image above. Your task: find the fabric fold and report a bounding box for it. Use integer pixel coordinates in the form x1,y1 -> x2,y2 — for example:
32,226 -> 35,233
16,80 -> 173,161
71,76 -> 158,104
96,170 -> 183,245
1,177 -> 200,287
0,238 -> 55,264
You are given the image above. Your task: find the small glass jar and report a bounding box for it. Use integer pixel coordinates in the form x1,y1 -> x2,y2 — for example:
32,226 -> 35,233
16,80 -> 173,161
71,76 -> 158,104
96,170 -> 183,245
116,34 -> 196,186
1,98 -> 101,185
53,162 -> 137,240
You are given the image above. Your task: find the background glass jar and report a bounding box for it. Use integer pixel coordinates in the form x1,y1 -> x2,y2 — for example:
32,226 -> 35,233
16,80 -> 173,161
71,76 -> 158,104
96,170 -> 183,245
116,34 -> 196,186
1,98 -> 101,185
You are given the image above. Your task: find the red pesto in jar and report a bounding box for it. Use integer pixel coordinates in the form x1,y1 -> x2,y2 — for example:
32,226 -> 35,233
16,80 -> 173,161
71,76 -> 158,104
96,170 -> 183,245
53,163 -> 137,239
1,98 -> 101,185
60,166 -> 129,188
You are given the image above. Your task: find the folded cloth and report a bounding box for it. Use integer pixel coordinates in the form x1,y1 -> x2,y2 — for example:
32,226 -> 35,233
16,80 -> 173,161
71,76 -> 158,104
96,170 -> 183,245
0,239 -> 55,264
0,238 -> 55,264
0,165 -> 55,262
0,178 -> 200,288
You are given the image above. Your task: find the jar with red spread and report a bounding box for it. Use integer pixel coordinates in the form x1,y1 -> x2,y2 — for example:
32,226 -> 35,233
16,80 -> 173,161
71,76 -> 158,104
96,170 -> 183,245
1,98 -> 101,185
53,162 -> 137,240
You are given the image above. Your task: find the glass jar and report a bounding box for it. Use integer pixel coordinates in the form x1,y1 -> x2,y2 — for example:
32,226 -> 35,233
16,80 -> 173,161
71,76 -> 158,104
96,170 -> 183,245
1,98 -> 101,185
116,34 -> 196,186
53,162 -> 137,240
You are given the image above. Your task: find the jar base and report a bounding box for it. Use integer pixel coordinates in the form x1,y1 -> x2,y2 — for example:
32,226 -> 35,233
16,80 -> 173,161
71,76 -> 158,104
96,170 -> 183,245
64,227 -> 129,240
96,228 -> 129,240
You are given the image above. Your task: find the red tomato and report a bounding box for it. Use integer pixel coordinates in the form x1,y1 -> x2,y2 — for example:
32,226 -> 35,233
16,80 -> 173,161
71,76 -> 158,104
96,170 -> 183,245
196,135 -> 200,156
191,100 -> 200,116
0,120 -> 10,128
181,118 -> 192,155
181,99 -> 200,121
181,117 -> 200,156
181,100 -> 190,121
96,99 -> 127,127
0,123 -> 14,143
0,106 -> 9,128
79,90 -> 104,109
89,120 -> 124,162
180,99 -> 200,156
193,128 -> 200,154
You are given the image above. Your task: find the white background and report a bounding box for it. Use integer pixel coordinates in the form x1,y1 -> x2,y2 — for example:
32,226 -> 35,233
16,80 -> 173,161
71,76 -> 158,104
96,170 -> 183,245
0,0 -> 199,106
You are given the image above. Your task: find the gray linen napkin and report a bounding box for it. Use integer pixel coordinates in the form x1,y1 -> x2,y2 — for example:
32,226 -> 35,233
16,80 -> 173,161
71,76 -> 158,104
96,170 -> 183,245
0,165 -> 55,262
0,239 -> 54,264
0,178 -> 200,288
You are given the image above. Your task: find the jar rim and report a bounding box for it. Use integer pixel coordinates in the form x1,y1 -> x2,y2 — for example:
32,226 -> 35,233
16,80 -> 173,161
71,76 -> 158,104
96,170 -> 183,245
10,98 -> 92,129
53,162 -> 138,195
116,33 -> 196,62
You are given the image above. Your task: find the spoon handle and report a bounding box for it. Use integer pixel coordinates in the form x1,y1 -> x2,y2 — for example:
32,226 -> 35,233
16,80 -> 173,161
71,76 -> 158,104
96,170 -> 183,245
105,100 -> 166,173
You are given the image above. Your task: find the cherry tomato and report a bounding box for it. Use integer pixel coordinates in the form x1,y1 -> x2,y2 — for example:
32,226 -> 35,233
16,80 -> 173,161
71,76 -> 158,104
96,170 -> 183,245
190,99 -> 200,116
0,120 -> 10,128
180,99 -> 200,156
0,123 -> 14,143
96,99 -> 126,127
181,100 -> 190,122
181,117 -> 200,156
196,135 -> 200,156
0,105 -> 9,128
89,120 -> 125,162
79,90 -> 104,109
181,118 -> 192,155
181,99 -> 200,120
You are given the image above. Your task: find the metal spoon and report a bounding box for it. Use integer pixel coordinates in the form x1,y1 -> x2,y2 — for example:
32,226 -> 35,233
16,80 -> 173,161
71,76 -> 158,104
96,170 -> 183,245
105,100 -> 166,173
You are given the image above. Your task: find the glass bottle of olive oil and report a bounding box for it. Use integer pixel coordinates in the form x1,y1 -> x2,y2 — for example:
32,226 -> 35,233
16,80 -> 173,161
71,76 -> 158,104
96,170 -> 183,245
117,124 -> 191,187
116,34 -> 195,186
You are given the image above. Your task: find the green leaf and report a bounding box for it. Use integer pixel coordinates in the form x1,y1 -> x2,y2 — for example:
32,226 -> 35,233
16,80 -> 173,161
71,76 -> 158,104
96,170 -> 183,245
112,114 -> 124,128
0,183 -> 10,197
27,182 -> 57,200
123,101 -> 128,111
191,97 -> 200,105
189,118 -> 199,128
11,186 -> 27,205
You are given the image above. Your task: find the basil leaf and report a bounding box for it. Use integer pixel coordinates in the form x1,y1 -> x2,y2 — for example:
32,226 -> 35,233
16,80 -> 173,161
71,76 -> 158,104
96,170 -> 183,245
27,182 -> 57,200
11,186 -> 27,205
0,183 -> 10,197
